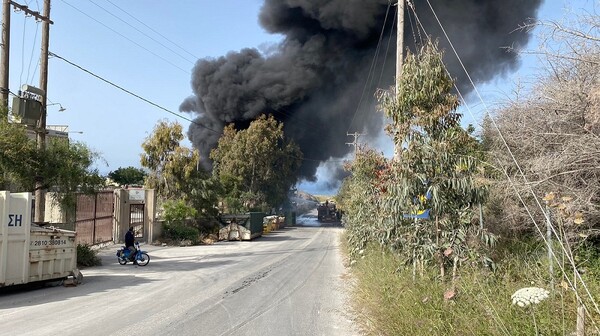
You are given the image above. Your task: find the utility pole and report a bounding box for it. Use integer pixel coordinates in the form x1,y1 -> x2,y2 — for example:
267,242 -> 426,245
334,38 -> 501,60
1,0 -> 10,108
346,132 -> 363,158
2,1 -> 53,110
34,0 -> 51,224
394,0 -> 405,162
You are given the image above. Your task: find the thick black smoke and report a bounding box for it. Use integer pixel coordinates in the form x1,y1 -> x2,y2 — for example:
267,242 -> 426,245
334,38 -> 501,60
181,0 -> 543,184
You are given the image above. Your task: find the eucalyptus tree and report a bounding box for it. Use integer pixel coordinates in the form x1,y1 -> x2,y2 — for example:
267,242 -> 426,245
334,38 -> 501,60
377,39 -> 491,281
141,120 -> 220,222
210,115 -> 302,212
141,120 -> 199,200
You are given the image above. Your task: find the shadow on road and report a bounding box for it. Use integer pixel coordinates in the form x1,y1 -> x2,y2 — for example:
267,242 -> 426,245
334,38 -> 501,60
0,274 -> 155,308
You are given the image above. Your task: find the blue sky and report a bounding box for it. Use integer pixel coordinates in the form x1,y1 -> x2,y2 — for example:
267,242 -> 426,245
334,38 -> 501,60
4,0 -> 597,195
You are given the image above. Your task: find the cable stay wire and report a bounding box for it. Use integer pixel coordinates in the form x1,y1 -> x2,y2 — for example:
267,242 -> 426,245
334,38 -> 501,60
377,11 -> 396,89
88,0 -> 197,65
421,2 -> 600,322
105,0 -> 200,62
49,51 -> 217,134
346,0 -> 393,135
19,14 -> 27,85
59,0 -> 190,75
413,0 -> 600,327
413,1 -> 599,328
11,2 -> 41,86
414,18 -> 513,334
407,6 -> 510,331
25,20 -> 40,85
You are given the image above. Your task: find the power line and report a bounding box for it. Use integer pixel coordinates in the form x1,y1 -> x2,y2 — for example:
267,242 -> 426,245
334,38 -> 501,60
409,0 -> 600,325
19,14 -> 27,85
104,0 -> 200,62
50,51 -> 346,162
48,51 -> 218,134
346,1 -> 393,135
88,0 -> 196,65
58,0 -> 190,74
377,8 -> 396,91
25,19 -> 40,84
48,51 -> 345,164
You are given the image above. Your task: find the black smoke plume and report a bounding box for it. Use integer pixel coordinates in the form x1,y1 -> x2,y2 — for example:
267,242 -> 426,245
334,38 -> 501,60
181,0 -> 543,185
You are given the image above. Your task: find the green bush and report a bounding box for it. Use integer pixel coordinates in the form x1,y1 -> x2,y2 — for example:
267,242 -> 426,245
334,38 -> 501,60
163,199 -> 198,226
162,223 -> 200,243
77,244 -> 101,267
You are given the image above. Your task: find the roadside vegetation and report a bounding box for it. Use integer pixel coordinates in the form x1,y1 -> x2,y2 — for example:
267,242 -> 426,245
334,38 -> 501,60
76,244 -> 102,267
338,12 -> 600,335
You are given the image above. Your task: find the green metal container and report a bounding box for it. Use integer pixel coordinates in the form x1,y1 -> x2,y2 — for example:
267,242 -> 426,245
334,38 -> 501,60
286,211 -> 297,226
247,212 -> 266,239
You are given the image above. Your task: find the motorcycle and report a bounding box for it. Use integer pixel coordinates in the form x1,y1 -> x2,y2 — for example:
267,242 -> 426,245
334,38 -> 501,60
116,242 -> 150,266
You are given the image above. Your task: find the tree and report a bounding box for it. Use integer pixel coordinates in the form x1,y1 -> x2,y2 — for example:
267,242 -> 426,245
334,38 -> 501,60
108,166 -> 147,186
378,39 -> 490,281
0,108 -> 39,190
141,120 -> 198,200
41,138 -> 105,210
210,115 -> 302,212
339,39 -> 491,284
141,119 -> 220,224
0,106 -> 104,210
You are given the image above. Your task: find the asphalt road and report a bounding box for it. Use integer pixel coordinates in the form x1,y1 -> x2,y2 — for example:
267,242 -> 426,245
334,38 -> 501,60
0,221 -> 359,336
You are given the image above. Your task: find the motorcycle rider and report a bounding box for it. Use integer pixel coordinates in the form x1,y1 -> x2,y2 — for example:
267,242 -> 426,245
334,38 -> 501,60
125,227 -> 136,262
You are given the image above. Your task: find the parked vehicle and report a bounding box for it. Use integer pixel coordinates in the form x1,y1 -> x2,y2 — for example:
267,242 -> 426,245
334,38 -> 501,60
116,242 -> 150,266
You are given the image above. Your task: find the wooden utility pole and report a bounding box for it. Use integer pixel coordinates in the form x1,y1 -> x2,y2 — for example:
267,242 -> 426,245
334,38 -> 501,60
394,0 -> 405,162
1,0 -> 10,108
34,0 -> 51,224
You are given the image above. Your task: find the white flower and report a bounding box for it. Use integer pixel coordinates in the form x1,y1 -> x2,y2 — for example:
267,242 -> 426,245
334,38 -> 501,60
511,287 -> 550,308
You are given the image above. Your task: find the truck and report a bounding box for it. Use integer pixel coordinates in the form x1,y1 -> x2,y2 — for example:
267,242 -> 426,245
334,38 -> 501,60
317,200 -> 340,222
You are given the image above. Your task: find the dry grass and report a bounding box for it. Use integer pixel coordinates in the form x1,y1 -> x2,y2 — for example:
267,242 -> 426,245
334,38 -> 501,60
346,243 -> 600,336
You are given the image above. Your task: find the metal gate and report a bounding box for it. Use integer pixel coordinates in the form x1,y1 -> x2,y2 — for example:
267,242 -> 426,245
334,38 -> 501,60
75,191 -> 114,245
129,203 -> 145,239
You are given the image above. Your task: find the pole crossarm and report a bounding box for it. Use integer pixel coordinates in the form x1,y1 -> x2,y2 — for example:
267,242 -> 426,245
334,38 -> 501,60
9,1 -> 53,24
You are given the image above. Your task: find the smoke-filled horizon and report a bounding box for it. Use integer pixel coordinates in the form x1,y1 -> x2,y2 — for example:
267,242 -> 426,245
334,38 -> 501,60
180,0 -> 543,186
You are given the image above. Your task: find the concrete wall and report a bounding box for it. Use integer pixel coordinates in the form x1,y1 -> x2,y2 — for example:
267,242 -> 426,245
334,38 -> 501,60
113,188 -> 157,244
44,192 -> 67,224
113,189 -> 128,244
144,189 -> 158,243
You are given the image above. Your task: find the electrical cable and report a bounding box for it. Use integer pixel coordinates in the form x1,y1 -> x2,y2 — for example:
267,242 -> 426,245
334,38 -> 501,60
421,1 -> 600,321
49,51 -> 343,164
59,0 -> 190,75
19,15 -> 27,85
345,1 -> 393,135
25,21 -> 40,85
411,0 -> 600,327
104,0 -> 200,62
49,51 -> 217,134
88,0 -> 196,65
376,5 -> 397,105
